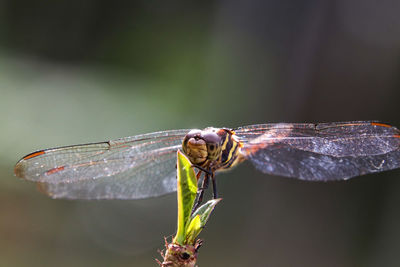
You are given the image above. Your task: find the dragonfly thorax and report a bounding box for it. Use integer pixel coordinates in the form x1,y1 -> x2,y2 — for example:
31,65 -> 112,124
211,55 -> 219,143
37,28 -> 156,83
182,128 -> 224,168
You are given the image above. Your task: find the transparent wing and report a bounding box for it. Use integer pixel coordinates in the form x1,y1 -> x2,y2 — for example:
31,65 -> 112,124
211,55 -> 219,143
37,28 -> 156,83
15,129 -> 190,199
36,147 -> 178,199
235,121 -> 400,180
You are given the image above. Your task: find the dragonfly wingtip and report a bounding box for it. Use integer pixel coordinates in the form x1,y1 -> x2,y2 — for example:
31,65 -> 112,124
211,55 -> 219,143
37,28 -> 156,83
14,161 -> 26,179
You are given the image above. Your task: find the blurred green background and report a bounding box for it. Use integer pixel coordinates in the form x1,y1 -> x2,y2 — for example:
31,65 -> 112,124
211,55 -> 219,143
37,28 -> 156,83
1,1 -> 400,266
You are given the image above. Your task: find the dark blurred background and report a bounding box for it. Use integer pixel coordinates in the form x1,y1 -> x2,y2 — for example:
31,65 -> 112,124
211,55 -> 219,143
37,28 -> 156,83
1,1 -> 400,266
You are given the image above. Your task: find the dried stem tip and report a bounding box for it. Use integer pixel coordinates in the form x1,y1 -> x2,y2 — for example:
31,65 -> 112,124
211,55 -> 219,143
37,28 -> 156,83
161,240 -> 202,267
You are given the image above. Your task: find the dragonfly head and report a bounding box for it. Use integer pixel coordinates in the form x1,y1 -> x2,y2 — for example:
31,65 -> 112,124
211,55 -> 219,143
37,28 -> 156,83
182,128 -> 223,167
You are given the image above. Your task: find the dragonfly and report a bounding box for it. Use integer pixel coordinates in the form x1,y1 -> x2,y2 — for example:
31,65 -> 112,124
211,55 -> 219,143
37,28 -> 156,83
14,121 -> 400,200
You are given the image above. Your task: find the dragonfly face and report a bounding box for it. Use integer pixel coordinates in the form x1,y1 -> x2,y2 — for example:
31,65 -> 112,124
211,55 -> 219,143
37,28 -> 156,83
14,121 -> 400,200
182,129 -> 213,165
182,127 -> 242,171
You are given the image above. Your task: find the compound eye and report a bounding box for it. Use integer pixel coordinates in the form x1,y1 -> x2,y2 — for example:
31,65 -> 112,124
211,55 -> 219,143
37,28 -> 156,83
186,129 -> 202,139
201,132 -> 221,144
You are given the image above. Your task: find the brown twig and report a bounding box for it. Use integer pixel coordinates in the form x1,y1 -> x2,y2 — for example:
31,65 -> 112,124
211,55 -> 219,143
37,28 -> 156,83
158,238 -> 202,267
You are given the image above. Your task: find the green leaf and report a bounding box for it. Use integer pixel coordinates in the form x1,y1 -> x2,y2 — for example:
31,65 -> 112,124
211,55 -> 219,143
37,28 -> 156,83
185,198 -> 222,244
185,215 -> 202,245
191,198 -> 222,225
173,150 -> 198,245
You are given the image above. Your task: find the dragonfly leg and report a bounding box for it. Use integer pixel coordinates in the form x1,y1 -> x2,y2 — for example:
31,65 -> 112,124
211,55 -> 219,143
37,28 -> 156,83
195,170 -> 208,192
193,164 -> 213,176
211,172 -> 218,199
192,172 -> 209,213
196,170 -> 202,180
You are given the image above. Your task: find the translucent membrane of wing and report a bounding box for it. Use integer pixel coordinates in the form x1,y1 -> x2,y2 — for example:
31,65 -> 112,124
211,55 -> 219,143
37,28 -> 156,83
37,148 -> 178,199
248,144 -> 400,181
236,121 -> 400,180
15,129 -> 189,199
